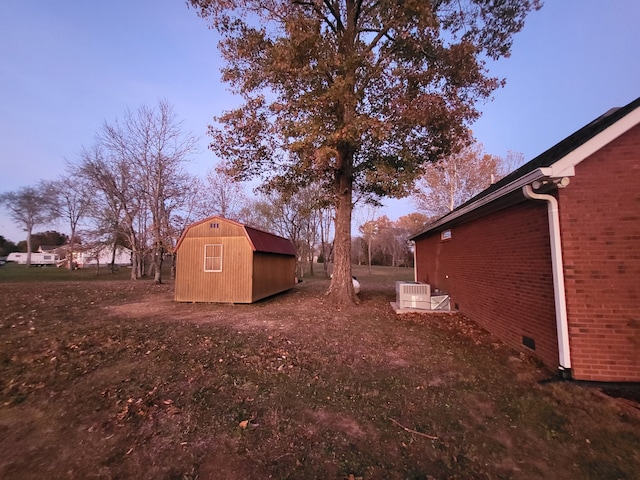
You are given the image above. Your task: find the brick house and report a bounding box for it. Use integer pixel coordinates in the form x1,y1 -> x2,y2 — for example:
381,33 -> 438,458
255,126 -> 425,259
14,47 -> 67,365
411,97 -> 640,382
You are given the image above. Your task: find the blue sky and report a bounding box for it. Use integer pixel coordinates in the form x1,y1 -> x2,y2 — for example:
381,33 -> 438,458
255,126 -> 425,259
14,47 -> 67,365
1,1 -> 638,243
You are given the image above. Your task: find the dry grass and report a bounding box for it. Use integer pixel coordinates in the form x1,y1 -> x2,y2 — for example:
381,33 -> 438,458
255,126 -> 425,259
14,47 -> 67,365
1,266 -> 639,479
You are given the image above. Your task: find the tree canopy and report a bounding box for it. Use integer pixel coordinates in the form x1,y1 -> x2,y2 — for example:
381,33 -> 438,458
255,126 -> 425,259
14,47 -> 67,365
190,0 -> 542,303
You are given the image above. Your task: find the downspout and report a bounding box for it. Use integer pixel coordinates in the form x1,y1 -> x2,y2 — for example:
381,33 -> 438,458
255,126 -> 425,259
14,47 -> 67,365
522,183 -> 572,379
413,243 -> 417,282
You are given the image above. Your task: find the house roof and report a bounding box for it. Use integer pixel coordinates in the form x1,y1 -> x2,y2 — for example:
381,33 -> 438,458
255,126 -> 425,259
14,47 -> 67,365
176,216 -> 297,256
411,96 -> 640,241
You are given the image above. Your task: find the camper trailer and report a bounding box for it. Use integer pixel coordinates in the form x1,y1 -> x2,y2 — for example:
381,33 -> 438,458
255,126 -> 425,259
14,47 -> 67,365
6,252 -> 60,265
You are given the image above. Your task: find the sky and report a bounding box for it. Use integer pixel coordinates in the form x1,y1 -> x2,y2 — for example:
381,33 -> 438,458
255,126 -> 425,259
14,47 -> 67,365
1,1 -> 639,243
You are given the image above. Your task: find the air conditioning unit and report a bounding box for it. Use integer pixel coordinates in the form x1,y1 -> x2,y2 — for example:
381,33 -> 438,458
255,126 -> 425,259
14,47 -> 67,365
396,281 -> 431,310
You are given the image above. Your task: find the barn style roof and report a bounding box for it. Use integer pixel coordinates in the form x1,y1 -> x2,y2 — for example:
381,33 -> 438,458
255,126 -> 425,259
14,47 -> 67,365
176,216 -> 296,256
412,96 -> 640,241
244,225 -> 297,256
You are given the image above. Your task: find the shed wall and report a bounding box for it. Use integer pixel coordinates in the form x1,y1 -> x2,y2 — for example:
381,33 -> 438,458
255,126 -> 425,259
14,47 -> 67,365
415,202 -> 560,371
175,228 -> 253,303
559,124 -> 640,381
251,252 -> 297,302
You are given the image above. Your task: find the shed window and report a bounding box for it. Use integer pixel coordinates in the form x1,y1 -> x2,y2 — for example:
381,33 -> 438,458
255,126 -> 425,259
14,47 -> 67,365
204,244 -> 223,272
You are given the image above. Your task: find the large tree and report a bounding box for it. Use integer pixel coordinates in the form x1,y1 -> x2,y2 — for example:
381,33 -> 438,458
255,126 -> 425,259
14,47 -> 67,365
78,102 -> 196,282
190,0 -> 541,304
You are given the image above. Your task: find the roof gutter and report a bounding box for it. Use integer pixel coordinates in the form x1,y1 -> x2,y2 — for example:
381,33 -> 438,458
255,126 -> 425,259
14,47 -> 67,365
522,183 -> 572,379
417,166 -> 574,235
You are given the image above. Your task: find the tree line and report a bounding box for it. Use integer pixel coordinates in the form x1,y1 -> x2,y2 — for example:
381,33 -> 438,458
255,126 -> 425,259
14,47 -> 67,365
1,99 -> 523,283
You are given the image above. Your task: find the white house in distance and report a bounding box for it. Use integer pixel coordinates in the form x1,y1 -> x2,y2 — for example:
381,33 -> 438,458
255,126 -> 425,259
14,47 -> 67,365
72,245 -> 132,269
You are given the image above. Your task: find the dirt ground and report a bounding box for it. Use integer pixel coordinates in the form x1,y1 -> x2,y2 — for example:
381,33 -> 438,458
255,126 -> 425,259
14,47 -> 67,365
1,268 -> 639,479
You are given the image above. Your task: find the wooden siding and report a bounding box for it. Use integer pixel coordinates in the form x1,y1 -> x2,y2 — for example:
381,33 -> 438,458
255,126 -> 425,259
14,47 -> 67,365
175,216 -> 297,303
251,252 -> 297,302
175,236 -> 254,303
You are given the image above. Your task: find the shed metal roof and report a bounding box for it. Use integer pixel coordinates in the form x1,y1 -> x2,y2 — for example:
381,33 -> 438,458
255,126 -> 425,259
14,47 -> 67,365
244,225 -> 297,256
175,215 -> 296,256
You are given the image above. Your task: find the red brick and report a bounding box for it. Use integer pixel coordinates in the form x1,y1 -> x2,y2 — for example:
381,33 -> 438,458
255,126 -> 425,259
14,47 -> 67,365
414,124 -> 640,382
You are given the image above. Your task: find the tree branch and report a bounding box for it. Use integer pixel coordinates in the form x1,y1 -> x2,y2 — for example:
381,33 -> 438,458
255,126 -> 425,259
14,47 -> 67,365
389,417 -> 438,440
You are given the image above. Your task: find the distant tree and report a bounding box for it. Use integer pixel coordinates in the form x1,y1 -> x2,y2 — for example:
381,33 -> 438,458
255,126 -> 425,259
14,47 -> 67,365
30,231 -> 69,251
394,213 -> 432,267
358,219 -> 379,274
189,0 -> 541,304
202,163 -> 247,220
78,101 -> 197,283
355,206 -> 379,273
44,174 -> 92,269
0,236 -> 18,257
0,185 -> 53,266
499,150 -> 526,177
395,213 -> 432,238
238,196 -> 277,232
413,142 -> 502,216
78,143 -> 140,279
108,101 -> 197,284
317,201 -> 334,278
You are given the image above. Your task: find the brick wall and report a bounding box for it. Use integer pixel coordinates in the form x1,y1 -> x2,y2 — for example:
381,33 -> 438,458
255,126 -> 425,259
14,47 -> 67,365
414,124 -> 640,382
559,124 -> 640,381
415,202 -> 561,371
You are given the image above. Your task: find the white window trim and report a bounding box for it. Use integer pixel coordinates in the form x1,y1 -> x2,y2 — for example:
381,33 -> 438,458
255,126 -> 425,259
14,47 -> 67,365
204,244 -> 223,272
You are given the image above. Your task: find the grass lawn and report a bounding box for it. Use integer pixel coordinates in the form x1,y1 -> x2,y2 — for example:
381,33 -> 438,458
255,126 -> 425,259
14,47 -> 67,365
0,265 -> 638,479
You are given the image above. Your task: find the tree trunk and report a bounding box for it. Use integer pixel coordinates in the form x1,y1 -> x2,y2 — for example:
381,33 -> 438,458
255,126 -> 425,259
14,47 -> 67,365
153,242 -> 163,284
130,251 -> 139,280
327,166 -> 357,304
25,227 -> 32,268
110,243 -> 117,274
170,252 -> 177,279
67,234 -> 75,271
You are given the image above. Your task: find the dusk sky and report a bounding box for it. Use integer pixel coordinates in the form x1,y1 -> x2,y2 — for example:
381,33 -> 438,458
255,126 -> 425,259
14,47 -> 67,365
1,1 -> 639,243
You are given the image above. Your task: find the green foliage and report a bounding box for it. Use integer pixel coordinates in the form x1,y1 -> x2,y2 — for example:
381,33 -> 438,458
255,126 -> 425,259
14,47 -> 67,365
0,236 -> 18,256
29,231 -> 69,251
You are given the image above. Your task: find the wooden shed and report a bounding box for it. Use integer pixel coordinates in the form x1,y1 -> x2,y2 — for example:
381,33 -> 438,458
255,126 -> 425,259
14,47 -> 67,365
174,216 -> 297,303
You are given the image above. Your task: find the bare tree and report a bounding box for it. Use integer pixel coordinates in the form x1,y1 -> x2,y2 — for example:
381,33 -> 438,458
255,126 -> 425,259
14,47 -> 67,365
0,185 -> 53,267
356,206 -> 379,274
77,143 -> 141,279
413,142 -> 502,217
201,163 -> 247,220
79,101 -> 197,283
43,172 -> 92,269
